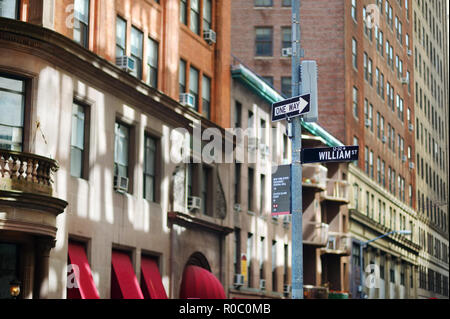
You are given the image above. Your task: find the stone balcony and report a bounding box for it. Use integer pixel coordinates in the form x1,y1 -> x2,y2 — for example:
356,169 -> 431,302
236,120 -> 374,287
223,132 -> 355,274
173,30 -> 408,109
321,231 -> 352,256
303,221 -> 329,247
322,179 -> 350,203
0,149 -> 67,237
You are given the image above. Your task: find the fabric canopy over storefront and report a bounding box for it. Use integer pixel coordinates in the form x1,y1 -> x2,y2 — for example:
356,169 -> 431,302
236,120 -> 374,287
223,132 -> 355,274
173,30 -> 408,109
111,250 -> 144,299
140,257 -> 167,299
67,242 -> 100,299
179,265 -> 226,299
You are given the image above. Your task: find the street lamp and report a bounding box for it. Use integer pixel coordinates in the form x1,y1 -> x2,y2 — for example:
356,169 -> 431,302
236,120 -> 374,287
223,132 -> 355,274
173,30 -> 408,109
9,279 -> 21,299
359,230 -> 412,299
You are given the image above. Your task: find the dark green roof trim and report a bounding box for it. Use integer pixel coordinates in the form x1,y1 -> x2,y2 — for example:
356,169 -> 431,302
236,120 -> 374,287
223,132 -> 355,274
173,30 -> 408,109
231,64 -> 343,147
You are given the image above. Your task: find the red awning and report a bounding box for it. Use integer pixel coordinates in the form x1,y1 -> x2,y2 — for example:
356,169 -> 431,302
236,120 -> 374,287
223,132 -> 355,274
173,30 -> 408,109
179,265 -> 226,299
140,257 -> 168,299
111,250 -> 144,299
67,242 -> 100,299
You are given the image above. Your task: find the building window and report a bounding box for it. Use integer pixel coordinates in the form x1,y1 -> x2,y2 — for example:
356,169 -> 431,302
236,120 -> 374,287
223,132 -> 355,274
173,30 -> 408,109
0,0 -> 20,19
147,38 -> 159,88
116,16 -> 127,57
247,233 -> 253,287
248,167 -> 254,211
70,101 -> 88,179
351,0 -> 357,21
255,0 -> 272,7
255,27 -> 273,56
272,240 -> 277,291
281,77 -> 291,98
179,59 -> 186,93
352,38 -> 358,69
260,174 -> 265,215
180,0 -> 187,25
0,242 -> 19,299
144,134 -> 157,202
0,74 -> 25,151
73,0 -> 90,48
234,228 -> 241,275
201,166 -> 212,215
202,75 -> 211,119
190,0 -> 200,35
261,76 -> 273,87
259,237 -> 265,280
189,66 -> 199,111
352,86 -> 358,118
282,0 -> 291,6
114,122 -> 130,179
281,27 -> 291,50
234,163 -> 241,204
131,26 -> 143,79
203,0 -> 212,31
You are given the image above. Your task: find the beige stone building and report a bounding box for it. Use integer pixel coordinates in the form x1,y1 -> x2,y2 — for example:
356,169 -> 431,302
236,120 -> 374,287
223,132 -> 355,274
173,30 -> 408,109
412,0 -> 449,299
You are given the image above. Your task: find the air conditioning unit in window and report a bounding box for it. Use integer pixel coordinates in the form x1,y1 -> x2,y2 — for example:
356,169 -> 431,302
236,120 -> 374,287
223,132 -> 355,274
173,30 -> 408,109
116,56 -> 136,73
402,155 -> 407,162
259,279 -> 266,291
188,196 -> 202,211
179,93 -> 195,108
382,135 -> 387,143
401,77 -> 410,84
407,49 -> 412,56
233,274 -> 245,287
408,123 -> 414,131
234,203 -> 242,212
409,162 -> 415,169
203,29 -> 216,44
283,284 -> 291,295
114,175 -> 129,193
281,47 -> 292,57
365,119 -> 371,127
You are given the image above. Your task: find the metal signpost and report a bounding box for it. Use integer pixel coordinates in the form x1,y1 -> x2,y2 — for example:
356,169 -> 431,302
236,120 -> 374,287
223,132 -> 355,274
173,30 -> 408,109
290,0 -> 303,299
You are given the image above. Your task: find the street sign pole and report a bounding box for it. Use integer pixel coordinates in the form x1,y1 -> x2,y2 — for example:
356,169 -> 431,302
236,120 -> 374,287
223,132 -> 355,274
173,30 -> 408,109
291,0 -> 303,299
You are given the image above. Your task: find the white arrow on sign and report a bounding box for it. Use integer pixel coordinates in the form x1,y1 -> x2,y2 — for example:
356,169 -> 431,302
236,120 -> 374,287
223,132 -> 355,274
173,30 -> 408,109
272,93 -> 311,122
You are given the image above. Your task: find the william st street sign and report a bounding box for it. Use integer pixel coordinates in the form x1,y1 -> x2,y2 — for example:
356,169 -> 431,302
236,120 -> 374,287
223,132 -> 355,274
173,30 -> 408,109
271,93 -> 311,122
301,145 -> 359,164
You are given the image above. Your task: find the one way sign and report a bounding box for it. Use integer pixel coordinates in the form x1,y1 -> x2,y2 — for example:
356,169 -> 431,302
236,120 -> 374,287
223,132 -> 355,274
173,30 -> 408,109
271,93 -> 310,122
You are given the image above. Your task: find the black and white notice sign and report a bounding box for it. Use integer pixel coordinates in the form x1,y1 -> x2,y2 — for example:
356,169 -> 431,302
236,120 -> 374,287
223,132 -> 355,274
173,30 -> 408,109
301,146 -> 359,164
271,165 -> 291,216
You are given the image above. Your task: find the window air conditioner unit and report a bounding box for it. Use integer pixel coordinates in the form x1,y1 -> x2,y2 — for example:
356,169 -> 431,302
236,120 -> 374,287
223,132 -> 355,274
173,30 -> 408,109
407,50 -> 412,56
408,123 -> 414,131
188,196 -> 202,211
402,155 -> 407,162
233,274 -> 245,287
114,175 -> 129,193
283,215 -> 291,226
401,77 -> 409,84
281,47 -> 292,57
115,56 -> 136,73
365,119 -> 371,127
326,236 -> 336,250
382,135 -> 387,143
179,93 -> 195,108
283,284 -> 291,295
234,203 -> 242,212
409,162 -> 415,169
203,29 -> 216,44
259,279 -> 266,291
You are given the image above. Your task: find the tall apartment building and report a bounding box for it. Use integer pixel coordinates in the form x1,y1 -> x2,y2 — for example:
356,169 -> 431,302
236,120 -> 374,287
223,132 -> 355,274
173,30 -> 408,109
231,0 -> 448,298
412,0 -> 449,299
0,0 -> 234,299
